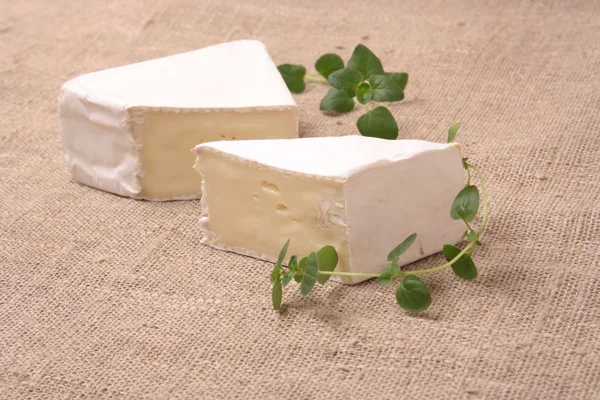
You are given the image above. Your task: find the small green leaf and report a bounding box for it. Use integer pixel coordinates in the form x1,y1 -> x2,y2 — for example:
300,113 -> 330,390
476,240 -> 483,246
300,252 -> 319,295
288,255 -> 298,271
466,231 -> 478,242
378,262 -> 399,286
315,54 -> 344,79
387,233 -> 417,261
448,122 -> 461,143
396,275 -> 431,312
462,157 -> 469,170
347,44 -> 384,79
356,82 -> 372,104
277,64 -> 306,93
277,239 -> 290,266
316,245 -> 338,284
369,75 -> 404,102
356,106 -> 398,140
450,185 -> 480,222
294,257 -> 307,283
385,72 -> 409,91
270,264 -> 281,283
327,68 -> 363,97
282,271 -> 294,287
443,244 -> 478,280
320,88 -> 355,112
272,278 -> 283,310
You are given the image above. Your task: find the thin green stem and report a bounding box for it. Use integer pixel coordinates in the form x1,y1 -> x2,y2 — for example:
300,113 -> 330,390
464,220 -> 473,233
468,163 -> 488,239
304,74 -> 328,84
318,271 -> 381,278
363,103 -> 370,113
400,241 -> 476,276
319,242 -> 475,279
466,168 -> 472,186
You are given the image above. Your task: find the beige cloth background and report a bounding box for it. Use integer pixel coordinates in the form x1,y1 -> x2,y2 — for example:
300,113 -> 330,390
1,0 -> 599,399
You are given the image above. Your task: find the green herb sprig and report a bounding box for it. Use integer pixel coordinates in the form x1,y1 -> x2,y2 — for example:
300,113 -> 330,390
277,44 -> 408,140
270,124 -> 489,312
270,242 -> 339,310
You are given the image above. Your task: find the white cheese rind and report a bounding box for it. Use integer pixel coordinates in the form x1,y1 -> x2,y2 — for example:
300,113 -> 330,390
344,148 -> 465,283
198,136 -> 451,178
59,88 -> 143,198
193,136 -> 466,284
58,40 -> 297,200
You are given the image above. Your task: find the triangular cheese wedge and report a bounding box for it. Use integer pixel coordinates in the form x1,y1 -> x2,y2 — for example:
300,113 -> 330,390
193,136 -> 465,284
59,40 -> 297,200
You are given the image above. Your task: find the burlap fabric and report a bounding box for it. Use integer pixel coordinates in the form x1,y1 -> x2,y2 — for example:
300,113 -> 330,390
1,1 -> 599,399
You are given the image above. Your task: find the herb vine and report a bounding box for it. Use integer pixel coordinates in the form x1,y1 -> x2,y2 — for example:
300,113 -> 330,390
270,124 -> 489,312
277,44 -> 408,140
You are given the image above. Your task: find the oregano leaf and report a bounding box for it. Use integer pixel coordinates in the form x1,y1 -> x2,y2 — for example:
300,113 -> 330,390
282,271 -> 294,287
277,64 -> 306,93
288,255 -> 298,271
347,44 -> 384,79
448,122 -> 461,143
466,231 -> 478,242
300,252 -> 319,295
387,233 -> 417,261
385,72 -> 409,91
327,68 -> 363,97
316,245 -> 338,284
369,75 -> 404,102
443,244 -> 478,280
396,275 -> 431,312
450,185 -> 480,222
315,54 -> 344,79
277,239 -> 290,266
272,278 -> 283,310
356,106 -> 398,140
320,88 -> 355,113
356,82 -> 373,104
294,257 -> 307,283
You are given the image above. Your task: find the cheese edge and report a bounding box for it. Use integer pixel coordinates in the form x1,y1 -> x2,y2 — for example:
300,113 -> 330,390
59,82 -> 299,201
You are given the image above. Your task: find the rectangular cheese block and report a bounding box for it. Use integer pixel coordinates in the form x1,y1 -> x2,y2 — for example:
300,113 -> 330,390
59,40 -> 297,200
193,136 -> 465,284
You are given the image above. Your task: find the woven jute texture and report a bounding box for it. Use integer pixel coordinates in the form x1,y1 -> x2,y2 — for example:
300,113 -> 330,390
1,0 -> 599,399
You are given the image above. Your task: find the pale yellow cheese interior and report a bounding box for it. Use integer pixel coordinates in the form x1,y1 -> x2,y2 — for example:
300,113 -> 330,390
195,150 -> 350,273
133,108 -> 297,199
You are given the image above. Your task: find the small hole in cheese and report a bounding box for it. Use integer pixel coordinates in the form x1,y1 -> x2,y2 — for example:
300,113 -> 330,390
220,134 -> 226,139
260,180 -> 280,194
276,203 -> 288,213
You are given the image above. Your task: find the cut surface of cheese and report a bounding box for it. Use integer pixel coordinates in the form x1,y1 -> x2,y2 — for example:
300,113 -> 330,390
59,40 -> 297,200
193,136 -> 466,284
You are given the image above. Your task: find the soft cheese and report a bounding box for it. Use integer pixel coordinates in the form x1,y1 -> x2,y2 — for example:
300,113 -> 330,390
59,40 -> 297,200
193,136 -> 465,284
